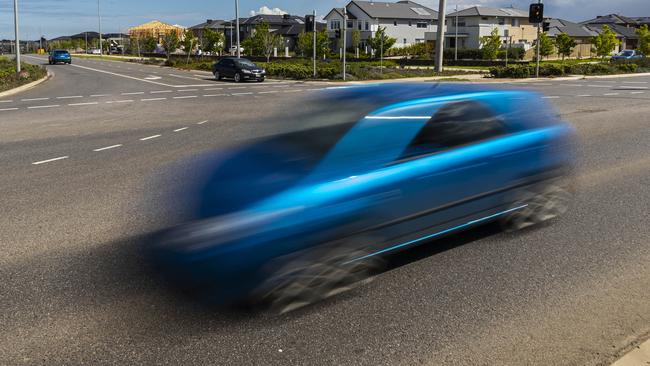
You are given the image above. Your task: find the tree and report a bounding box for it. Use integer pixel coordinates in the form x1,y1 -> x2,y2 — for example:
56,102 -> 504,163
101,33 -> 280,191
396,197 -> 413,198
554,33 -> 576,64
536,32 -> 555,60
351,29 -> 361,51
257,23 -> 284,61
481,28 -> 501,60
366,27 -> 396,58
636,24 -> 650,56
202,27 -> 225,55
182,29 -> 196,55
141,37 -> 157,53
592,25 -> 619,59
162,32 -> 180,60
296,32 -> 312,57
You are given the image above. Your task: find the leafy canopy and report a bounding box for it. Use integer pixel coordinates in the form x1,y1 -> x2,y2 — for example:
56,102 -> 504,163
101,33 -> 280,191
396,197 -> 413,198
592,25 -> 620,58
481,28 -> 501,60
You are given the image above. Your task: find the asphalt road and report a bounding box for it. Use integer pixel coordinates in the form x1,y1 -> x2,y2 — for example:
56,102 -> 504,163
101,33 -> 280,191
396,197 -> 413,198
1,55 -> 649,365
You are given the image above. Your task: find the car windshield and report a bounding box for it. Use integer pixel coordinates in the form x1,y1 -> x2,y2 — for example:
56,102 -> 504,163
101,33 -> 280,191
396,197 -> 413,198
54,51 -> 69,55
235,59 -> 257,68
620,50 -> 634,56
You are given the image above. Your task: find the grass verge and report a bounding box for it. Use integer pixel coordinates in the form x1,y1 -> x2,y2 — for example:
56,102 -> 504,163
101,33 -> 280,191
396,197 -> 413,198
0,57 -> 47,93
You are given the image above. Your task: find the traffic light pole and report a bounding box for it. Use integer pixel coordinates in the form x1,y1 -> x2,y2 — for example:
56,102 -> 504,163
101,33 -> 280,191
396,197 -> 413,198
535,0 -> 542,78
434,0 -> 447,73
342,8 -> 347,81
13,0 -> 21,73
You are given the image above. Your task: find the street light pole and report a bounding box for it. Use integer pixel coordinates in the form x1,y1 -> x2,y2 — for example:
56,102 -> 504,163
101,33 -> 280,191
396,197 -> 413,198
97,0 -> 103,56
434,0 -> 447,73
342,7 -> 347,80
313,10 -> 316,79
454,4 -> 458,61
13,0 -> 21,73
235,0 -> 240,58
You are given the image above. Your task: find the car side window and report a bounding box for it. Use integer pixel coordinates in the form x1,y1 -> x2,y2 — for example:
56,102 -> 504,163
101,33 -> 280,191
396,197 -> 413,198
398,100 -> 506,160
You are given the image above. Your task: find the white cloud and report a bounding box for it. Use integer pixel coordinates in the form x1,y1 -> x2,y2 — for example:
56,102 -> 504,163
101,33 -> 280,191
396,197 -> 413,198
250,6 -> 288,16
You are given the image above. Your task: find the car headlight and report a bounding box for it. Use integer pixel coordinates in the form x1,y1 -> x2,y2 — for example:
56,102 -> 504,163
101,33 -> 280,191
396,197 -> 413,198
241,69 -> 252,74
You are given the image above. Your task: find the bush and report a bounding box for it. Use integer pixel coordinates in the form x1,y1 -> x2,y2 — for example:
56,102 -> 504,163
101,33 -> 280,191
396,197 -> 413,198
489,65 -> 532,78
496,47 -> 525,60
443,48 -> 484,60
0,57 -> 47,92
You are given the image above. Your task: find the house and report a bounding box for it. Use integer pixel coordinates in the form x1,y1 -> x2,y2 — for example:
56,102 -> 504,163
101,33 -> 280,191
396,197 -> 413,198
224,14 -> 325,52
545,18 -> 598,58
188,19 -> 228,50
324,1 -> 439,51
579,14 -> 646,50
580,14 -> 641,28
128,20 -> 185,43
446,6 -> 535,50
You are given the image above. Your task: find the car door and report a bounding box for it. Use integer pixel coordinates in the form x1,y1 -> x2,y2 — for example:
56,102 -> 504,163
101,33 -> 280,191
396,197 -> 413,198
382,100 -> 512,239
223,59 -> 236,78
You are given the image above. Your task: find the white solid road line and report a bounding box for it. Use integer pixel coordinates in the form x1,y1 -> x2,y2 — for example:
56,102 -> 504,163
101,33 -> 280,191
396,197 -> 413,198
56,95 -> 83,99
69,102 -> 99,106
32,156 -> 69,165
141,98 -> 167,102
0,107 -> 19,111
122,92 -> 145,95
197,120 -> 208,124
621,81 -> 648,84
93,144 -> 122,152
22,97 -> 49,101
28,104 -> 60,109
173,127 -> 188,132
140,134 -> 161,141
69,63 -> 174,87
106,100 -> 134,104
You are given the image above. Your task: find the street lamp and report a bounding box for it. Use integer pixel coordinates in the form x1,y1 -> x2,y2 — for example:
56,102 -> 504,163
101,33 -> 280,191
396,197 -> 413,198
434,0 -> 447,72
97,0 -> 103,56
235,0 -> 240,58
13,0 -> 21,73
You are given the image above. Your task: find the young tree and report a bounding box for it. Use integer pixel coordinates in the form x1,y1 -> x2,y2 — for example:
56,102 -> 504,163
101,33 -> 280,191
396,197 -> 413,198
481,28 -> 501,60
592,25 -> 619,59
554,33 -> 576,64
535,32 -> 555,60
182,29 -> 196,55
367,27 -> 396,58
142,37 -> 157,53
202,28 -> 225,55
636,24 -> 650,56
258,25 -> 284,61
351,29 -> 361,52
162,32 -> 180,60
296,31 -> 312,57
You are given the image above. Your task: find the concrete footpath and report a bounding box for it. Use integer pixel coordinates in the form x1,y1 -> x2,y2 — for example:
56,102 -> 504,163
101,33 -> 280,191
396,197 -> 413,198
611,337 -> 650,366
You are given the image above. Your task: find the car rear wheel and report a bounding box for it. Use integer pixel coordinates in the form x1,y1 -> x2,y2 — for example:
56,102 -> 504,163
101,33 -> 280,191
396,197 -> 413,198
257,241 -> 384,314
234,72 -> 242,83
214,71 -> 221,81
501,181 -> 572,231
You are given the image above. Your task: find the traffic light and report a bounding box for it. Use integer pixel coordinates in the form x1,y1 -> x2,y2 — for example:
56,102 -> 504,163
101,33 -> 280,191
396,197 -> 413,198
542,21 -> 550,32
529,3 -> 544,24
305,15 -> 315,33
335,29 -> 341,39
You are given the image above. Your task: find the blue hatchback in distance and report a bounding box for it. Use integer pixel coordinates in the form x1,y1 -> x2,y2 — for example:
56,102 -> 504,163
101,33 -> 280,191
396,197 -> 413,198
48,49 -> 71,65
148,83 -> 577,313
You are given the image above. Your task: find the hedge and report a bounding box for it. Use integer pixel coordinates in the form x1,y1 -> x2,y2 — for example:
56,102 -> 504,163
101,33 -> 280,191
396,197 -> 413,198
489,62 -> 646,78
0,57 -> 47,93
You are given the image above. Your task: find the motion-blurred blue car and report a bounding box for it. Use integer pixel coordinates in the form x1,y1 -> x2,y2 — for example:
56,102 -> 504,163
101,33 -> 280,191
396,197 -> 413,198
149,84 -> 576,313
48,49 -> 71,65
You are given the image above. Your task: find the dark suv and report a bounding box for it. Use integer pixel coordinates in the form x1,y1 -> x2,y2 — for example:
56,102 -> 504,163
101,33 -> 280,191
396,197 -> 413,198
212,57 -> 266,82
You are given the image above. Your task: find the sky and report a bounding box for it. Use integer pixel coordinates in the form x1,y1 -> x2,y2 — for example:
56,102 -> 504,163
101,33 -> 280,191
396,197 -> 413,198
0,0 -> 648,40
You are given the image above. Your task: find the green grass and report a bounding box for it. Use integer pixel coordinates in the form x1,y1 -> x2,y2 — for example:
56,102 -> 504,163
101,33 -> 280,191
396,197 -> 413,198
0,57 -> 47,93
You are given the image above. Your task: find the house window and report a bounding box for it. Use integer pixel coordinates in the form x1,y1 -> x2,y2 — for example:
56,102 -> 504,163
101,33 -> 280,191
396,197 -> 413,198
365,21 -> 370,30
394,20 -> 398,26
409,21 -> 412,26
347,20 -> 353,29
415,38 -> 424,43
455,17 -> 466,27
403,38 -> 407,44
498,18 -> 505,25
358,22 -> 362,30
511,18 -> 519,26
417,22 -> 428,28
481,17 -> 488,21
330,20 -> 340,30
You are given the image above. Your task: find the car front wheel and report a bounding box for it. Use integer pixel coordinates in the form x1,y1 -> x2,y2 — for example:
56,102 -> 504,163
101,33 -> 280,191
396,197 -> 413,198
214,70 -> 221,81
234,72 -> 242,83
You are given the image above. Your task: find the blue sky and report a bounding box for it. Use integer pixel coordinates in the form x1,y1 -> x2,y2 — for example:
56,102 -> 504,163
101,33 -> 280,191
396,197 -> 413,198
0,0 -> 648,40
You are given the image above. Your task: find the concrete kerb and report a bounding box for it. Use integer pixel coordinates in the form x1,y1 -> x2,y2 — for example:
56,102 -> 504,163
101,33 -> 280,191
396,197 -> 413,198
0,70 -> 53,99
610,335 -> 650,366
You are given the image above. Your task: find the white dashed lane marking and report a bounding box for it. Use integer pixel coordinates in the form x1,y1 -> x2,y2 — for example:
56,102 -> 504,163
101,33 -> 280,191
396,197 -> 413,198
258,91 -> 278,94
122,92 -> 145,95
178,89 -> 199,92
197,120 -> 208,124
32,156 -> 69,165
232,92 -> 253,96
90,94 -> 111,97
56,96 -> 83,99
106,100 -> 134,104
0,100 -> 13,103
150,90 -> 173,94
93,144 -> 122,152
27,104 -> 60,109
140,134 -> 161,141
173,96 -> 197,99
630,91 -> 645,94
542,96 -> 559,99
604,93 -> 619,96
141,98 -> 167,102
22,97 -> 49,101
173,127 -> 188,132
69,102 -> 99,106
577,94 -> 591,97
0,107 -> 19,111
203,94 -> 227,97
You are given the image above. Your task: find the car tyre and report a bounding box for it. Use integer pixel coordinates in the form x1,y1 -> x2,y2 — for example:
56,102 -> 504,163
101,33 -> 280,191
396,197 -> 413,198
501,180 -> 573,231
257,240 -> 384,314
214,71 -> 221,81
234,72 -> 242,83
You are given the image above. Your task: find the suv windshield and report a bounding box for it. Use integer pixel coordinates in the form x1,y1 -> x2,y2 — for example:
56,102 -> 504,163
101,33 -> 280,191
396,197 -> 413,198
54,51 -> 69,55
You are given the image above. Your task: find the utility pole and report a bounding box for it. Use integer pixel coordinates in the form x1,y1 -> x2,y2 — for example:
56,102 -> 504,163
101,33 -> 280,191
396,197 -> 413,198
313,10 -> 316,78
97,0 -> 103,56
235,0 -> 240,58
13,0 -> 21,73
535,0 -> 542,78
380,26 -> 384,76
434,0 -> 447,72
342,7 -> 347,80
454,4 -> 458,61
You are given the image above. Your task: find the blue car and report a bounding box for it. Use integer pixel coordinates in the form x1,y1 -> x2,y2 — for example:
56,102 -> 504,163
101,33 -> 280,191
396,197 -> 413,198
48,49 -> 71,65
149,84 -> 576,313
611,49 -> 644,61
